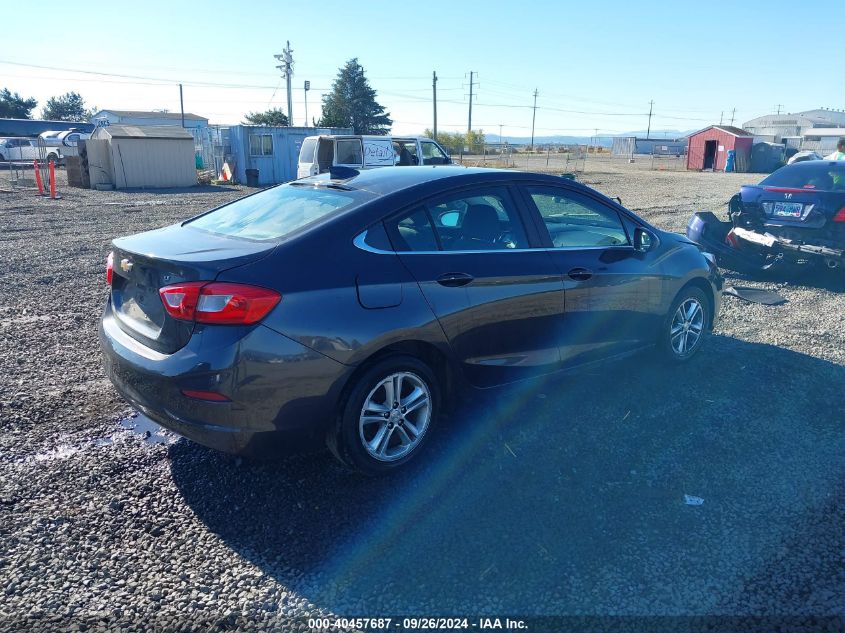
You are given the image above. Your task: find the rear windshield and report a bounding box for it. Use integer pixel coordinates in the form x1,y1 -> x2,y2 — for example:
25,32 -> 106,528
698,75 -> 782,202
298,138 -> 316,163
761,162 -> 845,190
187,185 -> 363,241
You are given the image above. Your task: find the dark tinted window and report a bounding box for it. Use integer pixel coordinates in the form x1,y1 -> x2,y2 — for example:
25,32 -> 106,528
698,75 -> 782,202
526,186 -> 629,248
428,187 -> 529,251
761,162 -> 845,191
188,184 -> 363,241
387,208 -> 439,252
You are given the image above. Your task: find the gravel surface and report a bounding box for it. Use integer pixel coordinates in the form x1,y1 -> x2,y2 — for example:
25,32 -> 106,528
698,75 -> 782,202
1,166 -> 844,631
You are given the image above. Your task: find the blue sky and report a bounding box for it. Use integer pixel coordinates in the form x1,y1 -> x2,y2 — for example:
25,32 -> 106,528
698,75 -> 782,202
2,0 -> 840,137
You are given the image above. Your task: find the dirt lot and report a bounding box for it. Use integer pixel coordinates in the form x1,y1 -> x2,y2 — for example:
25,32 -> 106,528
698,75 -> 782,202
1,165 -> 844,631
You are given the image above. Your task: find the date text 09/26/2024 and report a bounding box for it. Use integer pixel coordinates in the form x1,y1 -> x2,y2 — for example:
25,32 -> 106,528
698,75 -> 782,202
307,617 -> 528,630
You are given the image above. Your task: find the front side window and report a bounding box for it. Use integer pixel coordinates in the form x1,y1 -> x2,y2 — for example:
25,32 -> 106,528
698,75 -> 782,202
421,141 -> 449,165
249,134 -> 273,156
335,139 -> 363,166
526,186 -> 629,248
187,184 -> 365,241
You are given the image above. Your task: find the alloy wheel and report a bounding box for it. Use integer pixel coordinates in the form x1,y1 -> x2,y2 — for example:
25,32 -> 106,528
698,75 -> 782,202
670,297 -> 705,356
358,371 -> 432,462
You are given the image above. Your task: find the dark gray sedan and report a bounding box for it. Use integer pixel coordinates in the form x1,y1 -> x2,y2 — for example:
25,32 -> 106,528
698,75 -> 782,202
99,166 -> 722,474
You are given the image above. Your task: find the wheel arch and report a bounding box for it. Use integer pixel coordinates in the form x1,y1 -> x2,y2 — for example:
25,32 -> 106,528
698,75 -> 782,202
674,276 -> 716,330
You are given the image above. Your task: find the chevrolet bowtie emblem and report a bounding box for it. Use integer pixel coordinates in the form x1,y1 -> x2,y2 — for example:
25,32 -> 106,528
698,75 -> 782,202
120,258 -> 133,272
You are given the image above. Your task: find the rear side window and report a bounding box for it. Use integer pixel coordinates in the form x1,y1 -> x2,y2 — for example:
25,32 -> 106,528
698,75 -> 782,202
188,185 -> 361,241
387,208 -> 439,252
299,138 -> 317,163
761,163 -> 845,191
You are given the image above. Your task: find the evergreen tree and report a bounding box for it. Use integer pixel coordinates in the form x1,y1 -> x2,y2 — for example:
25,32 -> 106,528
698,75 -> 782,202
41,92 -> 95,122
318,59 -> 392,135
0,88 -> 38,119
243,108 -> 289,126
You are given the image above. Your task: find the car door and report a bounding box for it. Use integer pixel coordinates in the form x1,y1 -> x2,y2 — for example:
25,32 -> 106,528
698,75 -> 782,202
518,183 -> 664,367
420,139 -> 451,165
384,184 -> 565,387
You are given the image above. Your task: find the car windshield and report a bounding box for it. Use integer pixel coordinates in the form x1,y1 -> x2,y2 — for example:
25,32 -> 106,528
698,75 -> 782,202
187,184 -> 367,241
760,162 -> 845,191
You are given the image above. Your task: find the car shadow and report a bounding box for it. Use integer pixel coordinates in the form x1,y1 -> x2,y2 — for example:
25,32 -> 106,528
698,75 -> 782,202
170,335 -> 845,615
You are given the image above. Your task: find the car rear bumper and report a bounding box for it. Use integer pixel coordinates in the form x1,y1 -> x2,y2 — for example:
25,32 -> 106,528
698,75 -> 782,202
99,305 -> 352,456
733,226 -> 845,262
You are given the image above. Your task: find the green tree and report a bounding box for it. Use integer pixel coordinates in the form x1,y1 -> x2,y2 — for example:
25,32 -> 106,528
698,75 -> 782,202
41,92 -> 95,122
318,58 -> 392,134
0,88 -> 38,119
243,108 -> 289,126
424,128 -> 484,154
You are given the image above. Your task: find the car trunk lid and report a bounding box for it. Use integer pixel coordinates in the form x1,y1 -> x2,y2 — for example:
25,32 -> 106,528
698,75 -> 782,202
110,224 -> 276,354
740,184 -> 834,228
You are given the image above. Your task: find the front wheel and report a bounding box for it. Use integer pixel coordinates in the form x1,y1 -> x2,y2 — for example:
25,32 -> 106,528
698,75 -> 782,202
658,287 -> 709,362
328,355 -> 440,475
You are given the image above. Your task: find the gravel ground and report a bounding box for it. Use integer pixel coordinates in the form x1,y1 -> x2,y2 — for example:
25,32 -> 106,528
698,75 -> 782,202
1,166 -> 844,631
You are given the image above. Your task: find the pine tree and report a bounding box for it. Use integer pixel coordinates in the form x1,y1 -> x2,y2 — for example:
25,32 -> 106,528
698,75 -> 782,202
318,59 -> 392,135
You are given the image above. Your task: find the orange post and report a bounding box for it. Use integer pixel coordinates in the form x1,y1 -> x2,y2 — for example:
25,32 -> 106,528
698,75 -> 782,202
33,161 -> 44,195
49,160 -> 56,199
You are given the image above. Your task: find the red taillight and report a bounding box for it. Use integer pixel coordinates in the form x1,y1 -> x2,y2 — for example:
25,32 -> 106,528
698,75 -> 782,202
159,282 -> 280,325
106,252 -> 114,285
180,389 -> 231,402
834,206 -> 845,222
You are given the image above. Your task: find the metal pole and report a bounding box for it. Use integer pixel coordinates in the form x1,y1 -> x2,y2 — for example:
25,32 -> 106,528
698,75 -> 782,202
432,71 -> 438,139
179,83 -> 185,128
304,80 -> 310,126
467,71 -> 474,134
530,89 -> 538,151
646,100 -> 654,139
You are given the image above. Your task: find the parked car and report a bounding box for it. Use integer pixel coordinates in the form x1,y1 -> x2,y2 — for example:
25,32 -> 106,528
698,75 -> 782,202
0,137 -> 62,165
297,135 -> 451,179
687,160 -> 845,272
100,166 -> 722,474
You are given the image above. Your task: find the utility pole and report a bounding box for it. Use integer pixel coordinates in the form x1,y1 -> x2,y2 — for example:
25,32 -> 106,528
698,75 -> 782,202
719,111 -> 724,125
303,80 -> 310,126
775,104 -> 783,114
729,107 -> 736,126
530,88 -> 538,151
432,71 -> 438,140
467,71 -> 477,134
594,128 -> 599,154
274,41 -> 294,126
179,83 -> 185,128
499,124 -> 503,144
646,100 -> 654,139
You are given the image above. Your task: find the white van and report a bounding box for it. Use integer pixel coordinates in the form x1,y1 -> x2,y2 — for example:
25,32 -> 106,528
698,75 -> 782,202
297,135 -> 451,179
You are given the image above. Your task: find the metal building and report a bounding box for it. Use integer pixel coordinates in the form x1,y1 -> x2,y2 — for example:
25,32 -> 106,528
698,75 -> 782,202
686,126 -> 753,171
743,108 -> 845,142
90,110 -> 209,130
611,136 -> 687,157
86,125 -> 196,189
227,125 -> 352,185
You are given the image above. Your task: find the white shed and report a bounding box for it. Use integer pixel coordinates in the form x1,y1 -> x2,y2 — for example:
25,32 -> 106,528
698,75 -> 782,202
87,125 -> 196,189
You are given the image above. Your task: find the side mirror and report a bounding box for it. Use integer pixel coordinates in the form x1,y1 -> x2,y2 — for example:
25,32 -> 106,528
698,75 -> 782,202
633,227 -> 655,253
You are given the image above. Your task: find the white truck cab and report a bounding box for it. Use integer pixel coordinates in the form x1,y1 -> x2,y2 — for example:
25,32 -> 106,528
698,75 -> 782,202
297,135 -> 451,179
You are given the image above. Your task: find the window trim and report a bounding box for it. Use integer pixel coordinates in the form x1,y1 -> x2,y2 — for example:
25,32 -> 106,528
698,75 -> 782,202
517,183 -> 635,250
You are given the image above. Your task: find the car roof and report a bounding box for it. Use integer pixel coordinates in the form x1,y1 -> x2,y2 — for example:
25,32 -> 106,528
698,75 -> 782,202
296,165 -> 580,196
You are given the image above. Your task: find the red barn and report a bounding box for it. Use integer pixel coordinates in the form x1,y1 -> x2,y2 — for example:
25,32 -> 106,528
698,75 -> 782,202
686,125 -> 753,171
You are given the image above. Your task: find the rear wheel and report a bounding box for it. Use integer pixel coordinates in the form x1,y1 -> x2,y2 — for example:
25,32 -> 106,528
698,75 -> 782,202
658,287 -> 709,362
328,355 -> 439,475
46,153 -> 59,166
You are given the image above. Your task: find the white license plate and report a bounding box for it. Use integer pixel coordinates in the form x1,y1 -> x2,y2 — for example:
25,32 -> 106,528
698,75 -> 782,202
772,201 -> 803,218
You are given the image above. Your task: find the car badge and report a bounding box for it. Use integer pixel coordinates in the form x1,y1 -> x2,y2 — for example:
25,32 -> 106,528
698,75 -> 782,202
120,258 -> 134,273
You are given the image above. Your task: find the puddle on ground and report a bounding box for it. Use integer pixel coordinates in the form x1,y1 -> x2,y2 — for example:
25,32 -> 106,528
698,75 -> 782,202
119,412 -> 178,446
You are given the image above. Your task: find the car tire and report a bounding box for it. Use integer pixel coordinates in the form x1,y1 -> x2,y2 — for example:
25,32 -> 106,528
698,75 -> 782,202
46,153 -> 59,166
328,355 -> 439,476
657,286 -> 709,362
